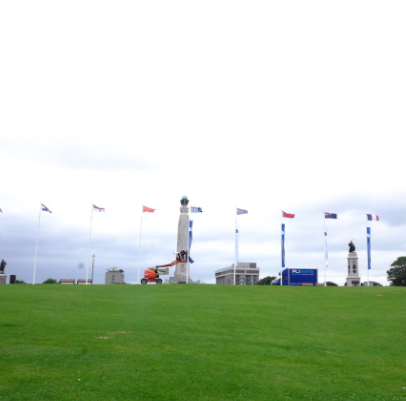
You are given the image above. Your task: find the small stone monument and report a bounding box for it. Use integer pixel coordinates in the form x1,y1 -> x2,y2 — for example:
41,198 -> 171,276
346,241 -> 361,286
0,259 -> 7,285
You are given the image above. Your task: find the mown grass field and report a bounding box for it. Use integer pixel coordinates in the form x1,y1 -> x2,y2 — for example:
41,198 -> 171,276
0,284 -> 405,401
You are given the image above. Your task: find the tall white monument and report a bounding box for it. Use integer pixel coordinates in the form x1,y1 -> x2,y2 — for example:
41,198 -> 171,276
346,241 -> 361,286
172,196 -> 191,284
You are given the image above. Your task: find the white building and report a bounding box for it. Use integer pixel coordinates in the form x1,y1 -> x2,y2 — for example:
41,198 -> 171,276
105,267 -> 125,284
215,263 -> 259,285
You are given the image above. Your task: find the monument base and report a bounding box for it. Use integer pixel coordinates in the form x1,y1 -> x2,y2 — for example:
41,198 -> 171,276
346,252 -> 361,286
174,262 -> 187,283
346,277 -> 361,286
171,262 -> 194,284
0,274 -> 7,285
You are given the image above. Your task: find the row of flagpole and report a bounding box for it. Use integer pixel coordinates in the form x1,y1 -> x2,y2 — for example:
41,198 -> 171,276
8,202 -> 201,285
281,210 -> 379,286
32,203 -> 158,285
2,203 -> 380,285
31,203 -> 155,285
31,203 -> 106,285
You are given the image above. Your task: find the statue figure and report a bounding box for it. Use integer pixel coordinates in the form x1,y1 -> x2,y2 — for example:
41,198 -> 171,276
348,241 -> 356,253
177,250 -> 188,262
0,259 -> 6,273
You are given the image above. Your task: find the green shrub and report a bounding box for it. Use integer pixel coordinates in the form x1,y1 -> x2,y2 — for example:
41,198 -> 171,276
42,278 -> 58,284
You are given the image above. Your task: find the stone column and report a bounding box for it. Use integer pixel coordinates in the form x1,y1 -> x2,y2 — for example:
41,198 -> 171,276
173,196 -> 190,284
346,252 -> 361,286
0,274 -> 7,284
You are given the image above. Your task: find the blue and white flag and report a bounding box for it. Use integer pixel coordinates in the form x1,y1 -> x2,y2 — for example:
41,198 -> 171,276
367,226 -> 371,270
324,226 -> 328,268
281,223 -> 285,268
235,227 -> 239,267
190,206 -> 202,213
188,220 -> 194,263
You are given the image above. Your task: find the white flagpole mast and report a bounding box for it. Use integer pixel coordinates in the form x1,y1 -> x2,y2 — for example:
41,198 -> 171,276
87,204 -> 93,285
138,206 -> 143,284
187,220 -> 190,285
281,210 -> 283,286
366,215 -> 369,287
324,212 -> 327,286
33,202 -> 42,285
234,207 -> 237,286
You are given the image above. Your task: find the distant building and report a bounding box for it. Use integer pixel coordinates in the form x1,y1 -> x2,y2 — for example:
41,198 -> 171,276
215,263 -> 259,285
77,279 -> 92,284
105,267 -> 124,284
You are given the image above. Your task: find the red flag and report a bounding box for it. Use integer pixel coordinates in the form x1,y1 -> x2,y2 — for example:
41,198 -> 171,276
143,205 -> 156,213
282,210 -> 295,218
93,204 -> 105,212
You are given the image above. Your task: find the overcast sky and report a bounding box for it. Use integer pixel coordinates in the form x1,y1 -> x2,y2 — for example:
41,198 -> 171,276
1,1 -> 405,285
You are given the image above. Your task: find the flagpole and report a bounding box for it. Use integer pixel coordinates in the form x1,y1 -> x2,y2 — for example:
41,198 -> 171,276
234,207 -> 237,286
324,212 -> 327,286
33,202 -> 42,285
138,206 -> 143,284
187,220 -> 190,285
366,216 -> 369,287
280,210 -> 282,286
87,204 -> 93,285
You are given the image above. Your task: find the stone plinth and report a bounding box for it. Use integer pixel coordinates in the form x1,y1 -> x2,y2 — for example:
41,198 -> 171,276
346,252 -> 361,286
171,262 -> 194,284
0,274 -> 7,285
174,263 -> 187,284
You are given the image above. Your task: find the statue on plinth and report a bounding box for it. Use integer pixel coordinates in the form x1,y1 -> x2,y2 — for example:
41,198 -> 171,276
0,259 -> 6,274
346,242 -> 360,286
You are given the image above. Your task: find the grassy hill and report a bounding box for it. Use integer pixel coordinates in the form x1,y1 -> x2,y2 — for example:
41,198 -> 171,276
1,284 -> 405,401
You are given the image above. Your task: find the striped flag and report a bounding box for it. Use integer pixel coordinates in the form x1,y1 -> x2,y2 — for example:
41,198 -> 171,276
42,204 -> 52,213
237,208 -> 248,215
367,214 -> 379,221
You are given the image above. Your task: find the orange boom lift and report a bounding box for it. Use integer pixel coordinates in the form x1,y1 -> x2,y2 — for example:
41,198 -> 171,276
141,261 -> 176,285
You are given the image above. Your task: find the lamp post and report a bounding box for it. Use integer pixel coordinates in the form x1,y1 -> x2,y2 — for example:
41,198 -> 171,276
91,254 -> 95,284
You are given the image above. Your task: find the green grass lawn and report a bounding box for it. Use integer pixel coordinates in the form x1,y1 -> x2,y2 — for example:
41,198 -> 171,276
1,284 -> 405,401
